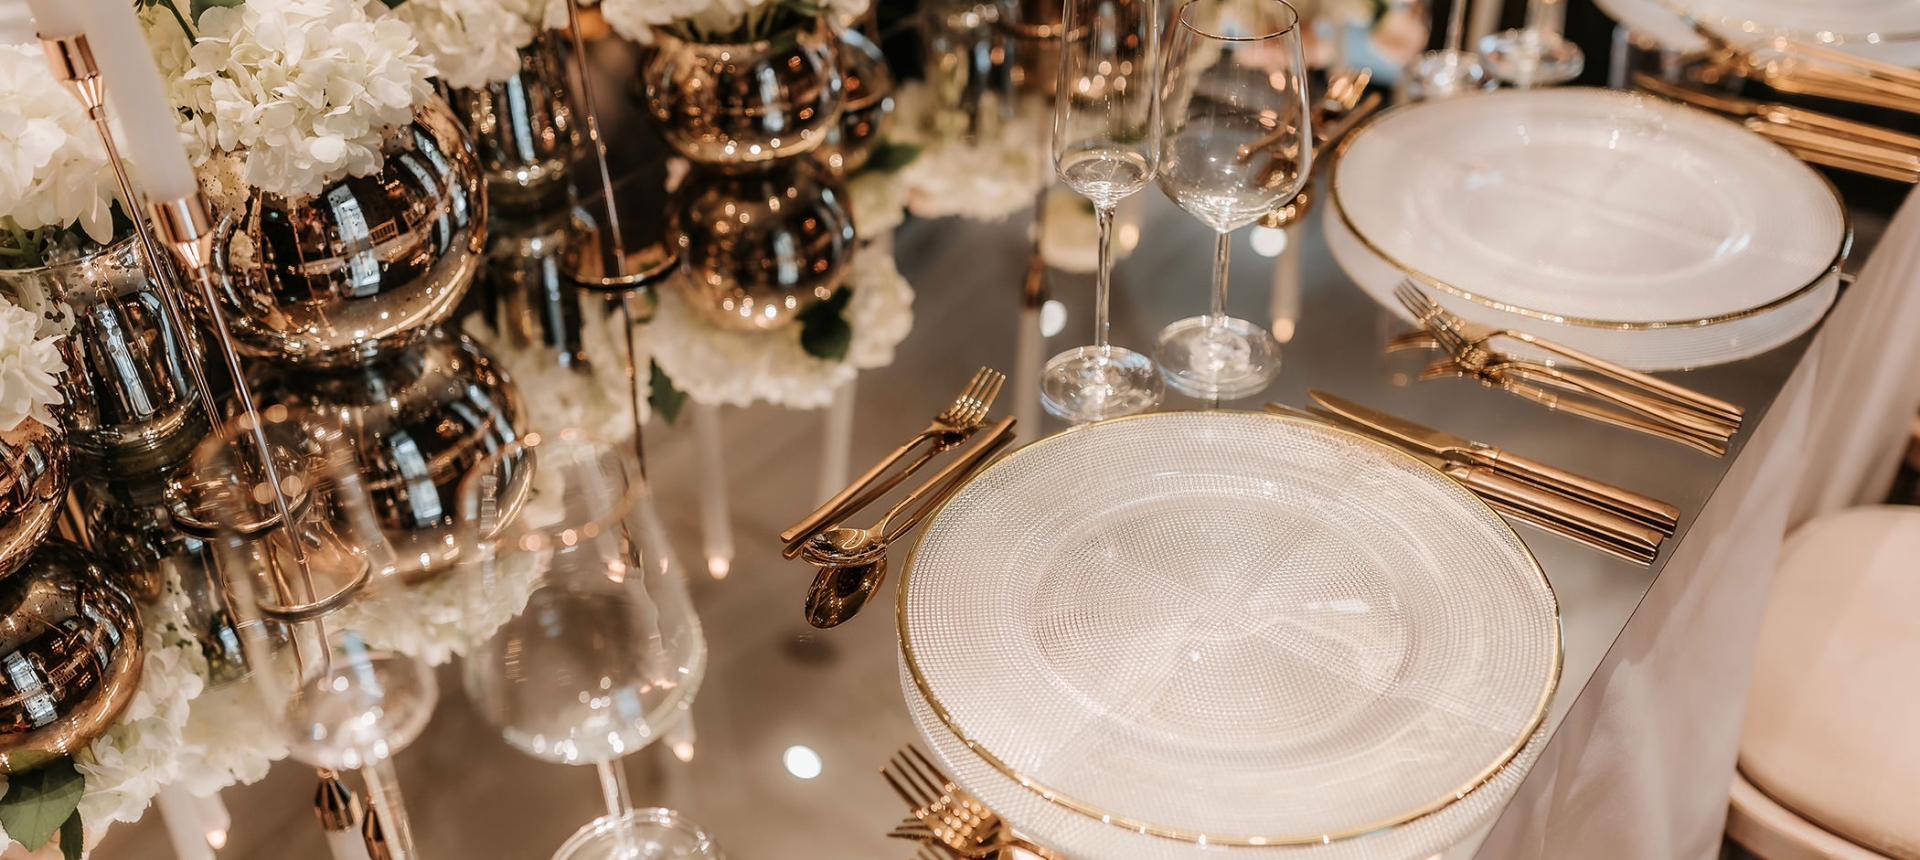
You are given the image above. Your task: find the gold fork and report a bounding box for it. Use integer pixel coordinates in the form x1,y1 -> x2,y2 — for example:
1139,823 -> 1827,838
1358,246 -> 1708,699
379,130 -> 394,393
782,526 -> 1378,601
881,745 -> 1059,860
1393,281 -> 1745,425
783,368 -> 1005,555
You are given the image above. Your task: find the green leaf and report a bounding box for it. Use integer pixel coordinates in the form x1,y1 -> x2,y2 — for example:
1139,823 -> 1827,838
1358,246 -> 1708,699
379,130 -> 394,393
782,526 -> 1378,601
648,362 -> 688,426
797,289 -> 854,362
190,0 -> 245,18
57,810 -> 82,860
862,140 -> 922,175
0,758 -> 85,852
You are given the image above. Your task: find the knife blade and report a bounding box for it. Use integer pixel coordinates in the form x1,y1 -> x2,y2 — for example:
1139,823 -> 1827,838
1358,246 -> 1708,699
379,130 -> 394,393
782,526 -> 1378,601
1308,391 -> 1681,533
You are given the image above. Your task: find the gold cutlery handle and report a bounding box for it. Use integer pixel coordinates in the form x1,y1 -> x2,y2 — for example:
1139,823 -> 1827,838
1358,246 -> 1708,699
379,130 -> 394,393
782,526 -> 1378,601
1764,106 -> 1920,153
781,427 -> 935,544
882,419 -> 1018,542
1483,448 -> 1680,534
1747,121 -> 1920,170
1494,374 -> 1730,456
1490,330 -> 1745,423
1498,362 -> 1737,438
1448,465 -> 1661,564
1774,142 -> 1920,182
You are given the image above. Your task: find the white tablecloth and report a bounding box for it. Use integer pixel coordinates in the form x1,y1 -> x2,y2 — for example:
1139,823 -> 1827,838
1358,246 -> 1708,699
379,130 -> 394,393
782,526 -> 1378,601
1476,189 -> 1920,860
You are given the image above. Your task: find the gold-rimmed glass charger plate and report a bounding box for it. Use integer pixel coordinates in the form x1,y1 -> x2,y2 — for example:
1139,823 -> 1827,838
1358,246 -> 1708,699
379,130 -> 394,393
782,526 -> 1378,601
898,411 -> 1561,846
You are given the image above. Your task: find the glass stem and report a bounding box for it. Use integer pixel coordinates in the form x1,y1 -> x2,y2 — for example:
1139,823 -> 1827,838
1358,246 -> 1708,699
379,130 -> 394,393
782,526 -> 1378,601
1444,0 -> 1469,52
1525,0 -> 1562,34
1208,230 -> 1231,326
361,758 -> 417,860
1094,205 -> 1115,356
596,758 -> 638,860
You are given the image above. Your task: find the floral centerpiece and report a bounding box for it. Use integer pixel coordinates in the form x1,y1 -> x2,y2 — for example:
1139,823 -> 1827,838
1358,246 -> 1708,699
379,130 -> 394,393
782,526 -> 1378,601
600,0 -> 866,44
386,0 -> 569,91
0,42 -> 119,268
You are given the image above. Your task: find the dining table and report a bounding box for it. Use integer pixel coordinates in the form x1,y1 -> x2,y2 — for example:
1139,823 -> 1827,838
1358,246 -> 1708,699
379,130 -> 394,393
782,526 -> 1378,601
87,31 -> 1920,860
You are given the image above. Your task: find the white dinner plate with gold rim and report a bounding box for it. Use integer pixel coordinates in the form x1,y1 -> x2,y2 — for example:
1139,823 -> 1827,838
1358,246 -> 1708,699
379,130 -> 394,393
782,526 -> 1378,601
902,656 -> 1552,860
898,411 -> 1561,847
1325,211 -> 1841,371
1593,0 -> 1920,67
1330,88 -> 1847,329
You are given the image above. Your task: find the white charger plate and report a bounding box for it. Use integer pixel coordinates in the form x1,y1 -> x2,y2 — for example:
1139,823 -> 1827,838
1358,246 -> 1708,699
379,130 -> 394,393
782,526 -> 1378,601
898,411 -> 1560,847
1325,210 -> 1840,371
1330,88 -> 1846,328
1593,0 -> 1920,67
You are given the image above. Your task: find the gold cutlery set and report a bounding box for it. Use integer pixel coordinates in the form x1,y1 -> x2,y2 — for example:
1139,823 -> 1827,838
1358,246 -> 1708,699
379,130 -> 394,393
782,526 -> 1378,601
781,368 -> 1013,628
1274,393 -> 1679,564
1390,282 -> 1746,456
1635,23 -> 1920,182
882,745 -> 1058,860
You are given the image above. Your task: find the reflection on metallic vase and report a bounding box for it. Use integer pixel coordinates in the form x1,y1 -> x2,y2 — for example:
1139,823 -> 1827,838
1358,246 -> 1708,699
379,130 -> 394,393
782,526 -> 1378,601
76,470 -> 249,687
252,330 -> 529,582
643,20 -> 845,170
0,418 -> 68,581
485,213 -> 624,371
922,0 -> 1012,141
451,31 -> 580,212
671,161 -> 856,332
204,97 -> 487,369
0,540 -> 142,774
818,27 -> 896,176
0,235 -> 209,477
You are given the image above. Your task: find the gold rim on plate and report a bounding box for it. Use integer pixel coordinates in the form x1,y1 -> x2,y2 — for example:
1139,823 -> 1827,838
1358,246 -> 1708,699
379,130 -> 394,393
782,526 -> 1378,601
1327,88 -> 1852,331
896,410 -> 1565,847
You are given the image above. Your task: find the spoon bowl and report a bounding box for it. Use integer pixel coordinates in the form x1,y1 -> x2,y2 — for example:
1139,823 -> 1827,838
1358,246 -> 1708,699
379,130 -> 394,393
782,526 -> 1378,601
805,560 -> 888,628
801,527 -> 888,566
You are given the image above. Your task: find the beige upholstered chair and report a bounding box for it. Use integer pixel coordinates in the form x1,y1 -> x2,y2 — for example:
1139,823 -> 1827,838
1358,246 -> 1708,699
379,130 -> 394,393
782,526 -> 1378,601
1730,506 -> 1920,860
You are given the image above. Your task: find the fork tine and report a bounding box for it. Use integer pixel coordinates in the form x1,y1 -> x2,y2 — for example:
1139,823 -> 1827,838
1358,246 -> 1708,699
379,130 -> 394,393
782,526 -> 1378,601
906,745 -> 958,794
1393,281 -> 1434,322
882,767 -> 930,812
975,371 -> 1006,412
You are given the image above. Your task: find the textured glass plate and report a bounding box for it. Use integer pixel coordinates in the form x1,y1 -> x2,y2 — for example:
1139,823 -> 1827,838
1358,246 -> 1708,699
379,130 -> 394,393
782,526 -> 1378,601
1326,213 -> 1839,371
902,655 -> 1552,860
1332,89 -> 1846,326
898,412 -> 1561,844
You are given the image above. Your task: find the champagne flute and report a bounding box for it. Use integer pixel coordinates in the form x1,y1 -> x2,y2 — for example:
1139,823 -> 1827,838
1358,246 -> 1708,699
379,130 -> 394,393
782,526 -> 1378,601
1479,0 -> 1584,88
189,406 -> 436,860
459,430 -> 715,860
1152,0 -> 1310,400
1041,0 -> 1164,423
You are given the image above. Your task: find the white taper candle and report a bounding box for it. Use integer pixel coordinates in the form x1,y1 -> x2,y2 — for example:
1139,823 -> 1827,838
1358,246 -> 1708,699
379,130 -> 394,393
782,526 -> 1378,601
156,786 -> 216,860
24,0 -> 83,38
71,0 -> 199,201
691,402 -> 734,578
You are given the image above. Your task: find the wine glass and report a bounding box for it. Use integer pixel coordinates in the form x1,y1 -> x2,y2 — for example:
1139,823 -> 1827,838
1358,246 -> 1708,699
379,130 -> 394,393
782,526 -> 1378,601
187,406 -> 436,860
1041,0 -> 1164,423
1153,0 -> 1310,400
1479,0 -> 1583,88
1401,0 -> 1493,101
459,430 -> 714,860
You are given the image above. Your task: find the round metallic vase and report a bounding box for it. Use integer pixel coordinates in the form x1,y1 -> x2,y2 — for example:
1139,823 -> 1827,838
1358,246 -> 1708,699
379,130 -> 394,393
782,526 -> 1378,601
670,161 -> 857,332
205,96 -> 488,369
450,31 -> 580,213
818,28 -> 896,176
253,329 -> 529,582
0,540 -> 143,774
0,419 -> 69,581
0,235 -> 208,478
643,20 -> 846,171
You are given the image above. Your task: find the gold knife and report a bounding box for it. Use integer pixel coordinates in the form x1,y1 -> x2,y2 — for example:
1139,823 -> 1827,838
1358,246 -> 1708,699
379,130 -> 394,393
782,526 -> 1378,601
1267,403 -> 1660,563
1308,391 -> 1682,534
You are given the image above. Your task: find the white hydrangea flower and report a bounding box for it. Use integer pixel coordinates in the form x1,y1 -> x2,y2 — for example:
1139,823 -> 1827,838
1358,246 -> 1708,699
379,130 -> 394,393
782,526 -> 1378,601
0,300 -> 66,433
74,634 -> 206,833
845,170 -> 905,239
389,0 -> 538,91
150,0 -> 437,200
601,0 -> 863,44
0,43 -> 118,246
649,246 -> 912,408
887,82 -> 1047,222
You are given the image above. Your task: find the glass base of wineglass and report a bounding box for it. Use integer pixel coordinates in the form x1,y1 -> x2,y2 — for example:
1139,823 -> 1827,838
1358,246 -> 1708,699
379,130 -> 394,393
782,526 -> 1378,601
1479,29 -> 1584,88
553,809 -> 721,860
1040,346 -> 1163,423
1399,50 -> 1493,102
1154,316 -> 1282,400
